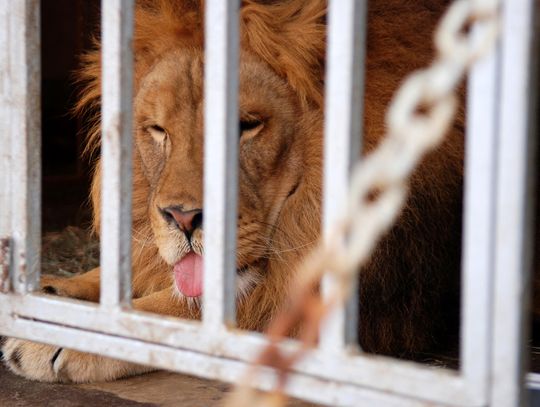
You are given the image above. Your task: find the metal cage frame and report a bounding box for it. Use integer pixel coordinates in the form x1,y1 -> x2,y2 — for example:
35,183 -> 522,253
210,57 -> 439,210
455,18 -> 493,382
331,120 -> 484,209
0,0 -> 538,405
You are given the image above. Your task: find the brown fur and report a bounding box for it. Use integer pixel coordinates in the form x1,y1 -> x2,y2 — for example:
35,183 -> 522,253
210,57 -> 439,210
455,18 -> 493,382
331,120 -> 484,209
2,0 -> 464,382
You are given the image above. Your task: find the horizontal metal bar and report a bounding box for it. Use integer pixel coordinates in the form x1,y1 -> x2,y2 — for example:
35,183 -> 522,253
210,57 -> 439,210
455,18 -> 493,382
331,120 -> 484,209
0,292 -> 474,406
100,0 -> 134,308
321,0 -> 366,352
1,312 -> 437,407
203,0 -> 240,330
527,373 -> 540,391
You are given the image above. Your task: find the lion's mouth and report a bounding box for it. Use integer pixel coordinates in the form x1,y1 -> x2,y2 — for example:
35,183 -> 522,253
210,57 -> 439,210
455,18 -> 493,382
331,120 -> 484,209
171,250 -> 260,299
173,251 -> 204,297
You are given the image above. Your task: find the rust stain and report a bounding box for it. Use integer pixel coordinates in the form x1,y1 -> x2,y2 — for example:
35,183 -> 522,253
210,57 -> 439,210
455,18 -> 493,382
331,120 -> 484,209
0,237 -> 11,293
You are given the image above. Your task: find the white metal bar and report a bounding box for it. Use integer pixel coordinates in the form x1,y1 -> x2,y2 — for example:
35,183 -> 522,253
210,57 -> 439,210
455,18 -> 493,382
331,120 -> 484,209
0,4 -> 11,240
0,313 -> 434,407
0,3 -> 12,292
0,292 -> 474,406
527,373 -> 540,391
100,0 -> 134,308
491,0 -> 538,405
459,22 -> 500,406
2,0 -> 41,294
2,2 -> 530,406
203,0 -> 240,329
321,0 -> 367,352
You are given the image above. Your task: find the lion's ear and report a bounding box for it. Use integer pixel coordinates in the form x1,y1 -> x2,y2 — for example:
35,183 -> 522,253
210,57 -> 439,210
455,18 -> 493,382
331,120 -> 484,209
241,0 -> 326,109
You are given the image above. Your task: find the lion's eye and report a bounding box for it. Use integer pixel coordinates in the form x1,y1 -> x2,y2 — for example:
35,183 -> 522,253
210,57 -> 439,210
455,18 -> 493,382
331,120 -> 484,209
150,124 -> 165,133
147,124 -> 167,143
239,119 -> 264,139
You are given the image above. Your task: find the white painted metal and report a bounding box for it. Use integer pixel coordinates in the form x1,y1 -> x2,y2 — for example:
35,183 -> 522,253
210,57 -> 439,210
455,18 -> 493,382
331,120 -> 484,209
0,3 -> 11,244
321,0 -> 367,351
203,0 -> 240,329
0,3 -> 12,293
0,293 -> 473,407
491,0 -> 537,405
527,373 -> 540,391
0,0 -> 537,406
0,308 -> 433,407
100,0 -> 134,308
460,23 -> 499,405
1,0 -> 41,294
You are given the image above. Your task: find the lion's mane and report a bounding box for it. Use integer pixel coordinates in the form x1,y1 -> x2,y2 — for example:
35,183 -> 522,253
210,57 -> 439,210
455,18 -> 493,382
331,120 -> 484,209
76,0 -> 464,356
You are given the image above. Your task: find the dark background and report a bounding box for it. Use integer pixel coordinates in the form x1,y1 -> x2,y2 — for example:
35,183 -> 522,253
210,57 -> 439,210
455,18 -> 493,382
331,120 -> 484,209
41,0 -> 100,232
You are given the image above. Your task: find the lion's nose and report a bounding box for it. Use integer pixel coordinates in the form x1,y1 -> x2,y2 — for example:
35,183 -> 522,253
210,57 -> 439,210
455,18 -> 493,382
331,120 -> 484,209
160,206 -> 203,235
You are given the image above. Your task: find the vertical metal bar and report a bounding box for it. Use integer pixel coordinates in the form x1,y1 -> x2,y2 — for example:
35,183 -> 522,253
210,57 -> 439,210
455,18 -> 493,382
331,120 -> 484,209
203,0 -> 240,330
460,23 -> 499,405
2,0 -> 41,294
100,0 -> 134,308
0,3 -> 12,293
321,0 -> 367,350
491,0 -> 538,405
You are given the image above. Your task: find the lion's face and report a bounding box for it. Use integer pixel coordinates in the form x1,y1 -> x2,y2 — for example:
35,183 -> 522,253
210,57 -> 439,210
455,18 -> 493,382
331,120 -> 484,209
133,49 -> 308,298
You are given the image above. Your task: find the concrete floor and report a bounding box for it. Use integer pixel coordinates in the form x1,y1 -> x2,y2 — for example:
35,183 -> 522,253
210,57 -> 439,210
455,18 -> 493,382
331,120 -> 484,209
0,363 -> 317,406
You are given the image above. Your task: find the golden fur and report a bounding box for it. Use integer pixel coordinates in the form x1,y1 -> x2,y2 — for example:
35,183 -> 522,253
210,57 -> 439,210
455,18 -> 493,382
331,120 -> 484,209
2,0 -> 464,382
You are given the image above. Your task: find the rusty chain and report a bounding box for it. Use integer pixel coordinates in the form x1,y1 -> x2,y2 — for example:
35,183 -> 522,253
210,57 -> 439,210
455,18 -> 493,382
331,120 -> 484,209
225,0 -> 500,405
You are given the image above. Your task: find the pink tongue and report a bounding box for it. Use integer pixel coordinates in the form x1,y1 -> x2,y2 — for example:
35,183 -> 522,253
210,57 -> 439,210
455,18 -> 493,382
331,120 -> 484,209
173,252 -> 203,297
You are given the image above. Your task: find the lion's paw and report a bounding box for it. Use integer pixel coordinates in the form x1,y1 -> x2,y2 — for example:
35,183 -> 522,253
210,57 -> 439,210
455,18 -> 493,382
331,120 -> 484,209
1,337 -> 154,383
39,275 -> 100,302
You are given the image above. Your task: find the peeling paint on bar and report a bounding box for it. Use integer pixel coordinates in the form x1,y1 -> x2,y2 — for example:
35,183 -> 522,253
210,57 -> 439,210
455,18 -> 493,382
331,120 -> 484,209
0,238 -> 10,293
0,293 -> 471,406
4,0 -> 41,294
100,0 -> 134,309
0,312 -> 430,407
0,4 -> 11,286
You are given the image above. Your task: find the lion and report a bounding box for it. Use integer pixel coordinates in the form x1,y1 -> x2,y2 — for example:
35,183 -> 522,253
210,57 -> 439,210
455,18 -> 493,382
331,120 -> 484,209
1,0 -> 464,383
